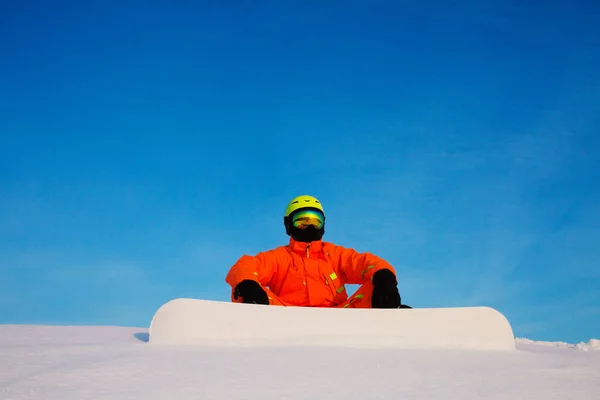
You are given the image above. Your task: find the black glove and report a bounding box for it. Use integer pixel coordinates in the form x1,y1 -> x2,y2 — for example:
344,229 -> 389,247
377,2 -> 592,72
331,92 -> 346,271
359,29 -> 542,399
371,269 -> 402,308
233,280 -> 269,305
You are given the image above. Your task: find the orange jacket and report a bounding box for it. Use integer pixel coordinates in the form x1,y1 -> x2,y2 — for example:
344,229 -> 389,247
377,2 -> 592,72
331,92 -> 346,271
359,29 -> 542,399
225,238 -> 396,307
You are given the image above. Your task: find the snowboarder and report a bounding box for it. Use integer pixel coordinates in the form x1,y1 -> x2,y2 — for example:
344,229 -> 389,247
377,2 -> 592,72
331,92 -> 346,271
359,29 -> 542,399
225,195 -> 410,308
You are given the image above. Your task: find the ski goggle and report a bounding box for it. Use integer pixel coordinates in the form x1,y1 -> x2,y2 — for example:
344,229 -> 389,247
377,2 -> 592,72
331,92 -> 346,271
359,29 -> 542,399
291,209 -> 324,230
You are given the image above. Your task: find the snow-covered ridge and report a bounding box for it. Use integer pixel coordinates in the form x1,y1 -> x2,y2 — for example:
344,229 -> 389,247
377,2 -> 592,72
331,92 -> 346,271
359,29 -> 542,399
517,337 -> 600,351
1,324 -> 596,351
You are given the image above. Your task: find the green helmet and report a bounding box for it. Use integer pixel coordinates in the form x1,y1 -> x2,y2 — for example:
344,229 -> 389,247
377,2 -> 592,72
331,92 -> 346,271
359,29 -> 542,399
284,195 -> 325,217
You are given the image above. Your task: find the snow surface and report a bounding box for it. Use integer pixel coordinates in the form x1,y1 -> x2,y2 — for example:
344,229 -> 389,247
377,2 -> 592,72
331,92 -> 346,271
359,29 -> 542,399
1,325 -> 599,400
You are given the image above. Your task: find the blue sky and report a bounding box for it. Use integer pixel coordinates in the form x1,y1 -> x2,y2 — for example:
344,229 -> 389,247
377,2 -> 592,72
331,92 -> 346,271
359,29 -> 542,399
1,0 -> 598,344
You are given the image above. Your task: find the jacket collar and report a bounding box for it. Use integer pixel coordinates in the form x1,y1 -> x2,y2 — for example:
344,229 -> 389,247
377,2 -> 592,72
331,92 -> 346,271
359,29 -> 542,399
287,237 -> 324,254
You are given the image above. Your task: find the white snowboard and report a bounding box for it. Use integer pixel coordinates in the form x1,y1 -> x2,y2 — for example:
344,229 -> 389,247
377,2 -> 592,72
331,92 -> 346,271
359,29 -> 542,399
148,299 -> 516,351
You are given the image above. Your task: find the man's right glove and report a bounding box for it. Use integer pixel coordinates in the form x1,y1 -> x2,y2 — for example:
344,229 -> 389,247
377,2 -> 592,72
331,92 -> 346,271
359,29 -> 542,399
233,280 -> 269,305
371,268 -> 402,308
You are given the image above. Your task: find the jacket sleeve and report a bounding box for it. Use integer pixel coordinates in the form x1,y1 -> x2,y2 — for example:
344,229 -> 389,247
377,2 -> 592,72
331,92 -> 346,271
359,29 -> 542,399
334,245 -> 396,284
225,250 -> 278,289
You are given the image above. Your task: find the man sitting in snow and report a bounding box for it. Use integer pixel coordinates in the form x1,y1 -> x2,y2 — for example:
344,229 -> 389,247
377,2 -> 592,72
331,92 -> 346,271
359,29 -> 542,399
225,195 -> 411,308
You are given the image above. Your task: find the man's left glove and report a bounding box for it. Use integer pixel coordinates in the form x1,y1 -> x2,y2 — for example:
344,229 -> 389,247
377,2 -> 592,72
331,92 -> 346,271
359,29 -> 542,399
371,269 -> 402,308
233,280 -> 269,305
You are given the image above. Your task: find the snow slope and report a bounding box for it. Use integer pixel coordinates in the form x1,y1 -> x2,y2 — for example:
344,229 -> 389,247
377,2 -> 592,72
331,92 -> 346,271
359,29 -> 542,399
1,324 -> 598,400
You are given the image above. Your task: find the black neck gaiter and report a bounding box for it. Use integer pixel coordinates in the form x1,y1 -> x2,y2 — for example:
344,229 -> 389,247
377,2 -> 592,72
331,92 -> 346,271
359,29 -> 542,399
289,225 -> 324,243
